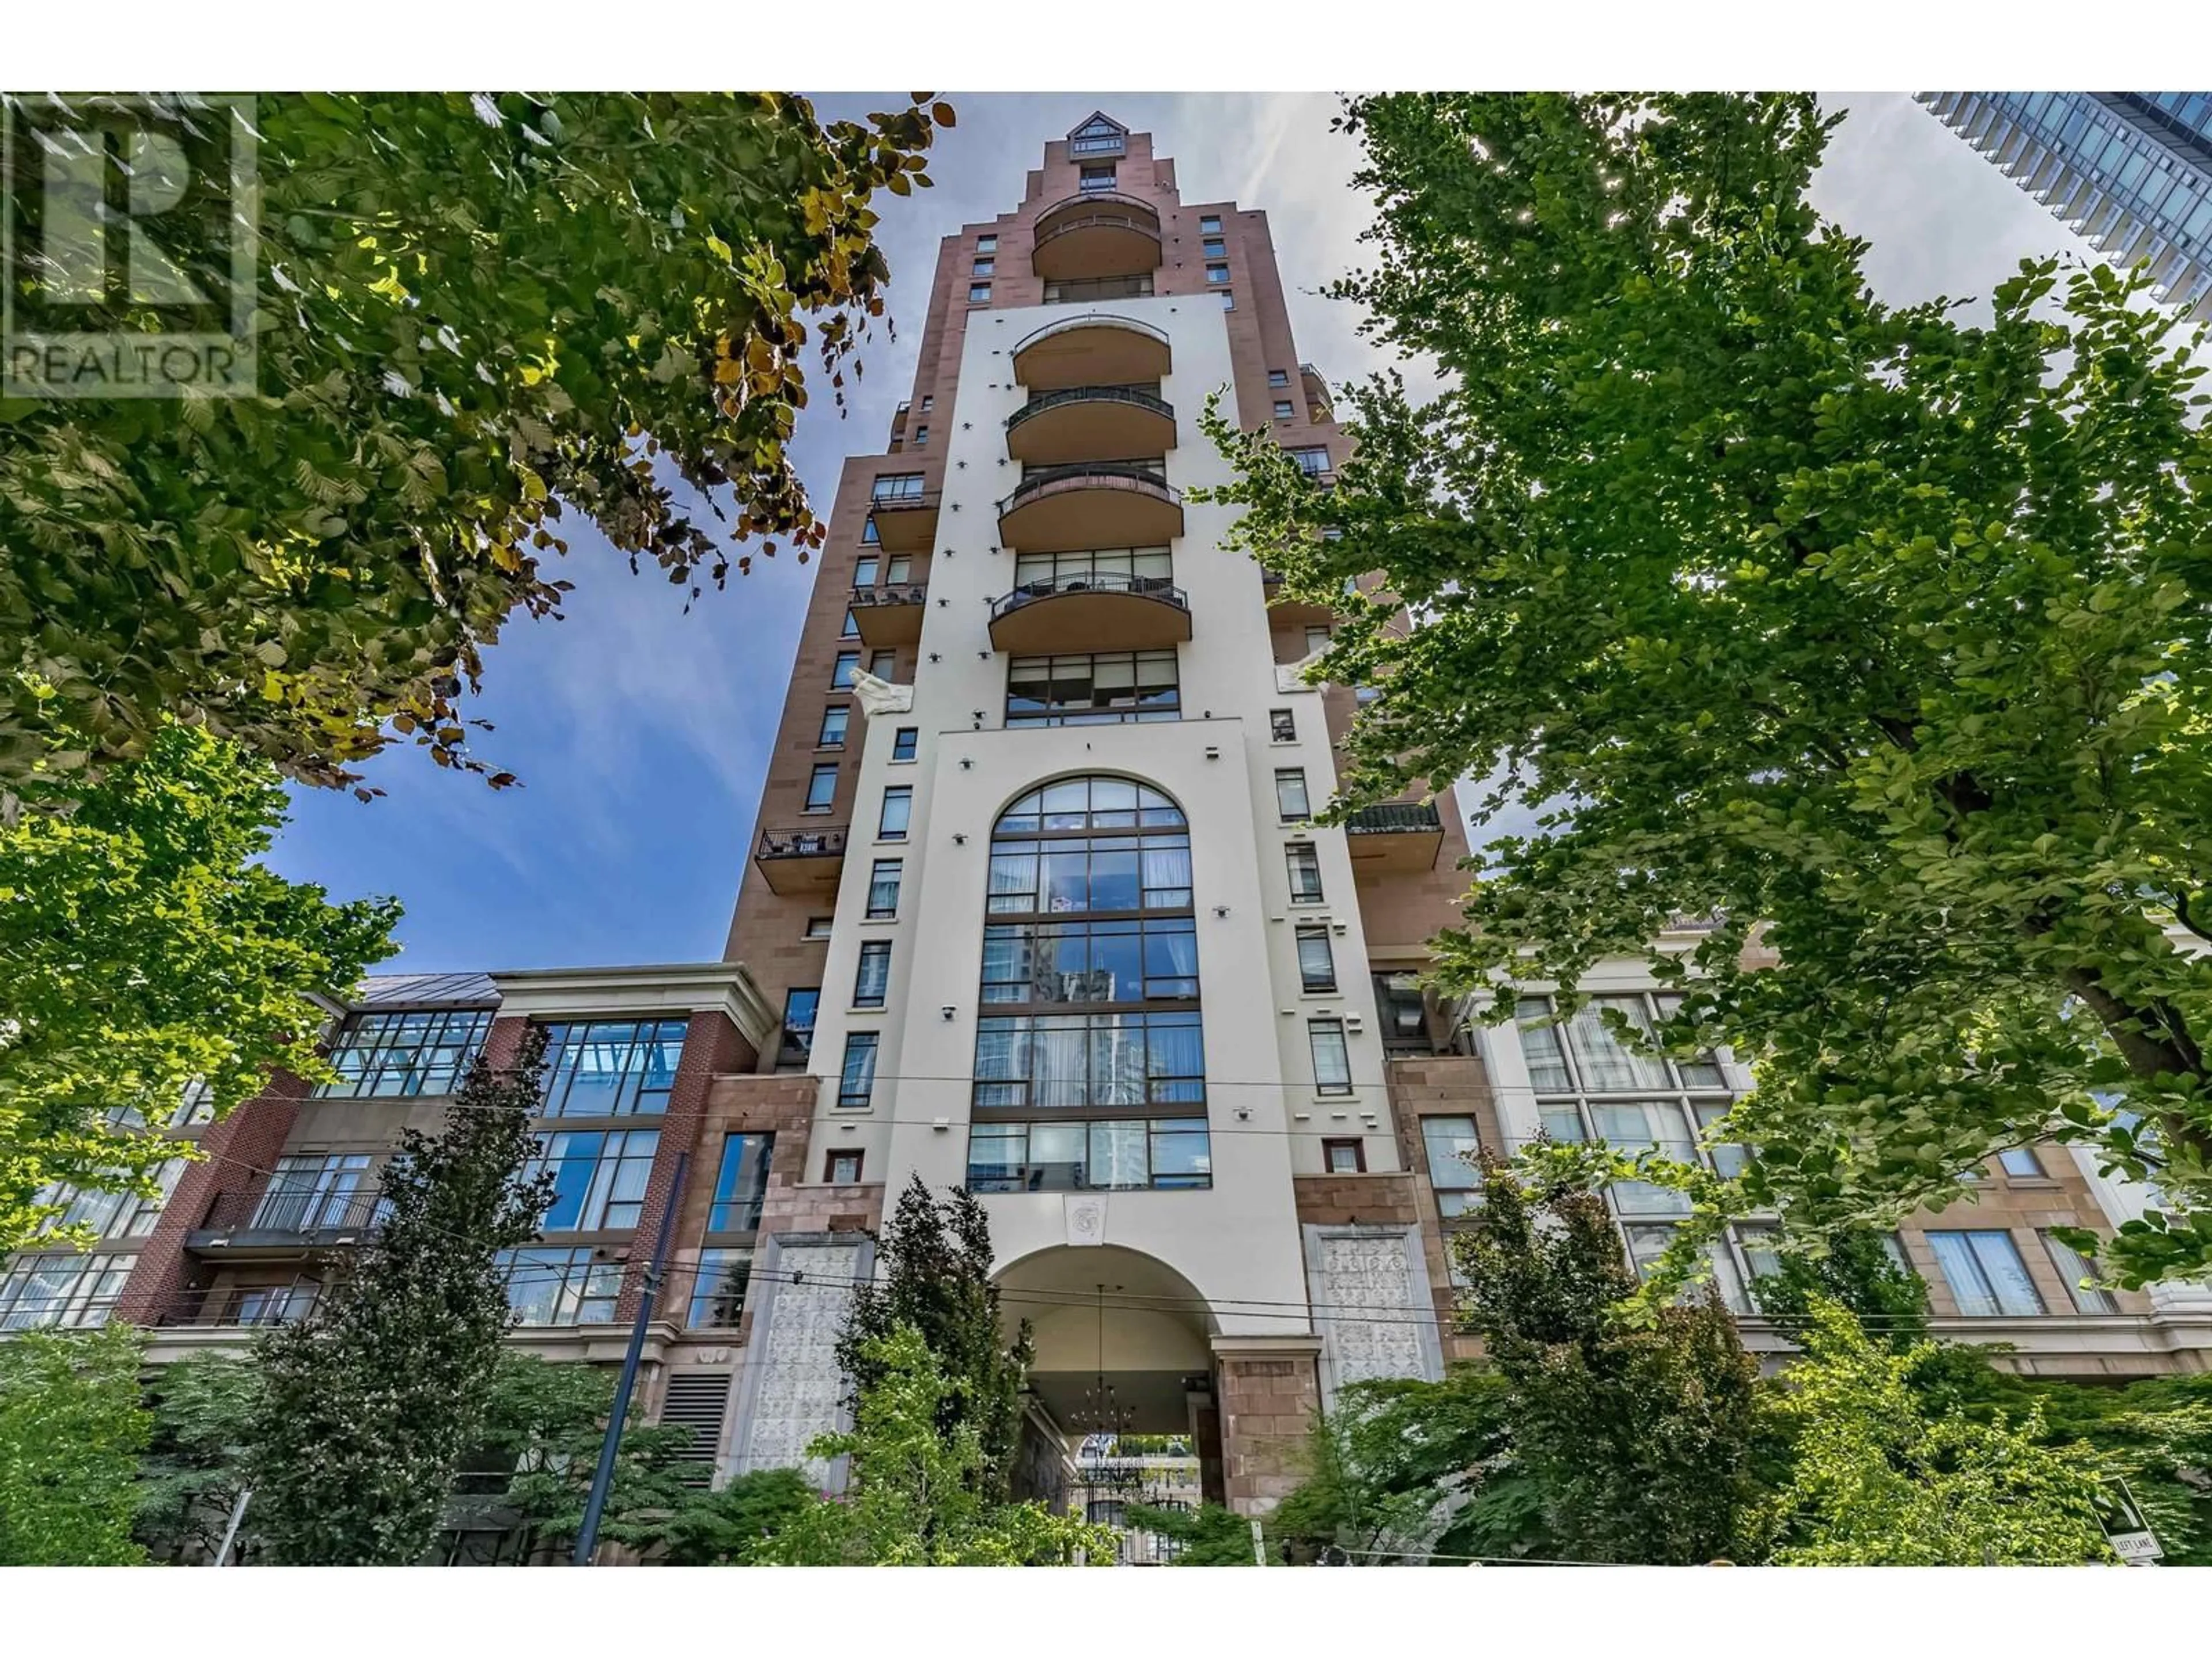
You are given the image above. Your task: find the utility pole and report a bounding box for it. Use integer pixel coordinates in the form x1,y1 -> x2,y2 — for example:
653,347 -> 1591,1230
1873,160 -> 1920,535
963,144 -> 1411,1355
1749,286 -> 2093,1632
573,1151 -> 688,1566
211,1487 -> 252,1566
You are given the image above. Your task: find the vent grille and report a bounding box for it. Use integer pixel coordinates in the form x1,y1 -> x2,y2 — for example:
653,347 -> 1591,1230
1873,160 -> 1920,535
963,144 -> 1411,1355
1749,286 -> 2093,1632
660,1372 -> 733,1475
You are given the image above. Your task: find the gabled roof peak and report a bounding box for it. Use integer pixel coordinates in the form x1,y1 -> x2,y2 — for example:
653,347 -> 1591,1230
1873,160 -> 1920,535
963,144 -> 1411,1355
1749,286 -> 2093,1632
1068,111 -> 1128,140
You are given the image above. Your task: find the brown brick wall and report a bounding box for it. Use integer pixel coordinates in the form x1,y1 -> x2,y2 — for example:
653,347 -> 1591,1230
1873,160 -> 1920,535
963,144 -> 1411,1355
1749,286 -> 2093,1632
1218,1351 -> 1321,1515
613,1010 -> 757,1321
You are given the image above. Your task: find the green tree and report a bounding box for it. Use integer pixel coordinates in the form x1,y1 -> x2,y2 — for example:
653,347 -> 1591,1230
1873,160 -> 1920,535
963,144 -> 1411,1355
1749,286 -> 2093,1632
656,1468 -> 817,1566
1123,1501 -> 1262,1565
134,1351 -> 264,1563
761,1325 -> 1114,1566
0,723 -> 395,1260
1,92 -> 953,799
1749,1227 -> 1931,1351
1770,1300 -> 2114,1564
1453,1160 -> 1767,1563
0,1324 -> 151,1565
245,1033 -> 552,1563
1206,92 -> 2212,1288
836,1175 -> 1033,1500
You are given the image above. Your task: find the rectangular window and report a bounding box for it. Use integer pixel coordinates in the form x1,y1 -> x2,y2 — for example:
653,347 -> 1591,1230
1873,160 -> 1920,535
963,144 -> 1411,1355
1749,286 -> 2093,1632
1080,164 -> 1116,192
1997,1146 -> 2045,1179
224,1283 -> 319,1328
1206,264 -> 1230,285
317,1007 -> 492,1099
1203,238 -> 1227,259
1516,998 -> 1575,1090
817,705 -> 848,748
1199,215 -> 1221,233
827,1149 -> 865,1183
39,1157 -> 187,1241
838,1034 -> 880,1108
805,915 -> 833,940
1005,650 -> 1180,728
0,1252 -> 134,1331
805,763 -> 838,813
979,918 -> 1200,1005
501,1247 -> 622,1327
1289,446 -> 1332,477
533,1129 -> 660,1232
969,284 -> 992,304
1218,290 -> 1234,310
866,859 -> 902,919
1295,925 -> 1336,993
1309,1020 -> 1354,1095
1270,707 -> 1297,743
891,727 -> 918,763
871,474 -> 925,502
912,426 -> 929,447
707,1133 -> 774,1233
1268,368 -> 1289,387
1286,843 -> 1324,904
1323,1138 -> 1365,1173
1274,768 -> 1311,823
1927,1230 -> 2044,1317
1304,624 -> 1332,656
965,1120 -> 1211,1194
779,988 -> 819,1066
973,259 -> 994,276
854,941 -> 892,1009
1422,1116 -> 1482,1216
870,650 -> 896,679
688,1247 -> 753,1328
884,556 -> 912,582
1273,400 -> 1294,420
919,396 -> 934,414
1373,971 -> 1429,1054
971,1010 -> 1206,1110
976,236 -> 996,255
253,1153 -> 378,1232
855,555 -> 881,591
878,786 -> 912,841
2041,1231 -> 2118,1315
831,652 -> 860,688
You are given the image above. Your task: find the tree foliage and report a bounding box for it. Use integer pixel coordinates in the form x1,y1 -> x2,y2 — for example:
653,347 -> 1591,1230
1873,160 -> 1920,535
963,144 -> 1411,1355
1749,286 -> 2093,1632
0,723 -> 395,1260
1452,1159 -> 1767,1562
1206,91 -> 2212,1287
1748,1226 -> 1932,1351
837,1175 -> 1032,1501
1,91 -> 954,798
0,1323 -> 151,1564
134,1351 -> 264,1563
1124,1501 -> 1262,1565
655,1467 -> 817,1566
1770,1300 -> 2113,1564
245,1033 -> 552,1563
760,1325 -> 1113,1566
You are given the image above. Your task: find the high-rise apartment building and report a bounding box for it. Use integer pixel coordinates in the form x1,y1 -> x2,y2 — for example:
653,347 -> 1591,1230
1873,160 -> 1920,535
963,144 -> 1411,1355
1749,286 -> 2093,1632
9,116 -> 2206,1554
1916,92 -> 2212,322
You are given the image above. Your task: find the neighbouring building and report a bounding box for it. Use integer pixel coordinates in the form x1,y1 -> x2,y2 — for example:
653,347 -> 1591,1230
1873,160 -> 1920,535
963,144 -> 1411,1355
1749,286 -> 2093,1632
7,115 -> 2208,1546
1916,92 -> 2212,322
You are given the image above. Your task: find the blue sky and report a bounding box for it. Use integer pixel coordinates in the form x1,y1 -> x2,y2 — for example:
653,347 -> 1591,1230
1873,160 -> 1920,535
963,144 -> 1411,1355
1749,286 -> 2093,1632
262,92 -> 2111,975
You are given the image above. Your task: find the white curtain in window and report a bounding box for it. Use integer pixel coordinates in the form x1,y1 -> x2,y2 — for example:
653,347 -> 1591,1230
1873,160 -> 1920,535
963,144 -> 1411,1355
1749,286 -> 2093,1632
1565,998 -> 1671,1092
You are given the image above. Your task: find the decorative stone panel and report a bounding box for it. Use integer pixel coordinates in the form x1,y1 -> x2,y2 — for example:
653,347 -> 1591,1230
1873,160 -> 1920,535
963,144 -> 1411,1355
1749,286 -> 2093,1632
1302,1222 -> 1444,1405
728,1232 -> 873,1488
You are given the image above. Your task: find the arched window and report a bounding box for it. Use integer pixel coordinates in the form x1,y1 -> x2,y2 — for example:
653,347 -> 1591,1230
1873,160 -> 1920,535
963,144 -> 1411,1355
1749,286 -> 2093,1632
967,777 -> 1210,1195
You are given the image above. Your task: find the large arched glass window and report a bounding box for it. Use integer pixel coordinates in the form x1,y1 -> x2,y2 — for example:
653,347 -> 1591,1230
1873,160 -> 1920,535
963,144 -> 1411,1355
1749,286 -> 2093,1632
967,777 -> 1210,1194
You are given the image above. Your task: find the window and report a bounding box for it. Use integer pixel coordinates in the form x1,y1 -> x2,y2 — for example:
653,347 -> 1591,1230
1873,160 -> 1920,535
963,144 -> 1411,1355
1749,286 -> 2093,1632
862,518 -> 881,545
1218,290 -> 1234,310
1309,1020 -> 1354,1094
884,555 -> 912,582
1303,624 -> 1332,657
1927,1230 -> 2044,1317
838,1033 -> 880,1108
1323,1138 -> 1365,1173
1199,215 -> 1221,233
2041,1232 -> 2118,1315
779,988 -> 819,1066
534,1129 -> 661,1231
841,608 -> 859,638
912,425 -> 929,447
1289,445 -> 1332,477
707,1133 -> 773,1232
317,1007 -> 491,1098
817,705 -> 849,748
502,1247 -> 622,1326
872,474 -> 925,503
1206,264 -> 1230,285
1010,546 -> 1173,590
1268,368 -> 1289,388
866,859 -> 902,919
869,650 -> 896,679
253,1154 -> 377,1232
1203,238 -> 1226,259
891,727 -> 918,763
537,1018 -> 688,1119
1005,650 -> 1180,727
805,915 -> 834,940
688,1248 -> 753,1328
976,236 -> 996,255
827,1149 -> 865,1183
1997,1146 -> 2046,1179
225,1283 -> 319,1327
854,941 -> 892,1009
1285,843 -> 1324,904
969,285 -> 991,304
805,763 -> 838,813
1071,118 -> 1124,157
980,918 -> 1199,1005
1422,1116 -> 1482,1215
1273,400 -> 1294,420
1274,768 -> 1310,823
1295,925 -> 1336,993
831,652 -> 860,689
0,1252 -> 134,1330
972,1012 -> 1205,1108
919,396 -> 934,414
1270,707 -> 1297,743
1373,971 -> 1430,1054
984,778 -> 1191,918
39,1157 -> 187,1241
1080,163 -> 1116,191
967,1120 -> 1211,1194
973,258 -> 994,276
878,786 -> 912,841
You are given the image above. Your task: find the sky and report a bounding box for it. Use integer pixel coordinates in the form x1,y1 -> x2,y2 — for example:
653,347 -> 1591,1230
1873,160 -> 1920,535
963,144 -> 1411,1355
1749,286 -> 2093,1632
260,91 -> 2123,976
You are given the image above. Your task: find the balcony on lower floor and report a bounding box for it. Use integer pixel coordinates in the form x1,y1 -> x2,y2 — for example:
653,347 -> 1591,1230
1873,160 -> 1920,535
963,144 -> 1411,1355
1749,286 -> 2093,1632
1012,312 -> 1173,391
1262,570 -> 1337,627
187,1190 -> 390,1260
754,824 -> 847,895
848,582 -> 928,647
1032,192 -> 1162,283
988,572 -> 1192,654
1343,800 -> 1445,873
1006,385 -> 1176,467
997,463 -> 1183,554
868,488 -> 940,554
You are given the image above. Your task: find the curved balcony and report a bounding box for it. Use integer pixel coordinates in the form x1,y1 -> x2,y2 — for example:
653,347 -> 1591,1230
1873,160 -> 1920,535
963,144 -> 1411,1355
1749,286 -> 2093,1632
988,573 -> 1192,654
1343,800 -> 1444,874
849,581 -> 928,647
869,488 -> 940,555
754,825 -> 847,895
1032,192 -> 1163,282
1012,312 -> 1173,391
1262,570 -> 1336,628
1006,385 -> 1176,467
996,463 -> 1183,554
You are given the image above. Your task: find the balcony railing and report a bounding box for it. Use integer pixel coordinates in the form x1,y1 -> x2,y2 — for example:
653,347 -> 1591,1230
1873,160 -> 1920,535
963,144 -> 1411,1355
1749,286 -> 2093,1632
1042,275 -> 1155,305
248,1188 -> 391,1236
1344,802 -> 1444,835
849,581 -> 928,611
1008,383 -> 1173,433
1012,311 -> 1171,363
757,825 -> 847,861
991,571 -> 1187,622
998,461 -> 1177,515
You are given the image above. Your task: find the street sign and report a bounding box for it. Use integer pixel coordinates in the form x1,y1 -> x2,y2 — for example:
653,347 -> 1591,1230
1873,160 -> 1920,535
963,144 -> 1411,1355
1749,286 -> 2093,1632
2109,1531 -> 2164,1565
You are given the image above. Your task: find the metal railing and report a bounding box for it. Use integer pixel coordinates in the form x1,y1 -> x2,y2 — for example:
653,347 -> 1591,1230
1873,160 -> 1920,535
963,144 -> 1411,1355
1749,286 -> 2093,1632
847,582 -> 928,609
1006,384 -> 1173,438
869,487 -> 940,513
1010,310 -> 1171,361
1042,275 -> 1156,305
756,825 -> 847,860
998,462 -> 1178,515
1036,190 -> 1161,231
1344,801 -> 1443,835
990,571 -> 1187,623
246,1188 -> 390,1236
